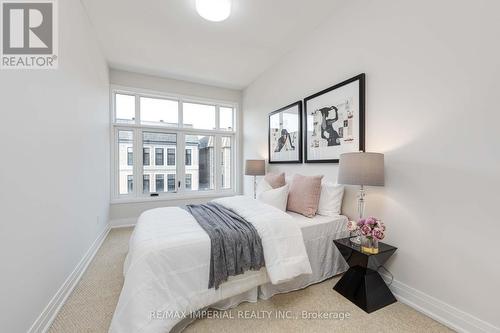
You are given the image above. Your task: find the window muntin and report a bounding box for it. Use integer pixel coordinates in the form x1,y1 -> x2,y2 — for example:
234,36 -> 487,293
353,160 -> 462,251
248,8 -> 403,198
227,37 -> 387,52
115,94 -> 135,123
113,90 -> 237,200
140,97 -> 178,127
118,130 -> 134,195
183,102 -> 216,130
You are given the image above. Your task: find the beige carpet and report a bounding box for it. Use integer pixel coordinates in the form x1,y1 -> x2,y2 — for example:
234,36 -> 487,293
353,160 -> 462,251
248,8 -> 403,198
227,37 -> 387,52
49,228 -> 453,333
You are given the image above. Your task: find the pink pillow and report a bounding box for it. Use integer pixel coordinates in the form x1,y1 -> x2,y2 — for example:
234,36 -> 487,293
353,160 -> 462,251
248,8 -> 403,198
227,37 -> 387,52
287,174 -> 324,217
264,172 -> 286,189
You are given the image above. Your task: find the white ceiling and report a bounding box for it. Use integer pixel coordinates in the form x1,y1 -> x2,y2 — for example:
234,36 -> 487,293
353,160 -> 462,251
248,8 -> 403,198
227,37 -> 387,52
81,0 -> 343,89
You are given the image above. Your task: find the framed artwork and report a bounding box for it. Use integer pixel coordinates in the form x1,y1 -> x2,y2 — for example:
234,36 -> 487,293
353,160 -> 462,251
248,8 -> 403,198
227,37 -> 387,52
304,73 -> 365,163
268,101 -> 303,164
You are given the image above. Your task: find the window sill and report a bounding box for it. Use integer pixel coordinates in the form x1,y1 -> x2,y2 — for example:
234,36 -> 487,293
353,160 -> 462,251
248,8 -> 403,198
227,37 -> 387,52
110,191 -> 239,205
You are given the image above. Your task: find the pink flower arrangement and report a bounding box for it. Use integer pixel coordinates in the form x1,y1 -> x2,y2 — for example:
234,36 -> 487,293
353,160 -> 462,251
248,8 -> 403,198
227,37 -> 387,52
347,217 -> 386,240
346,220 -> 358,232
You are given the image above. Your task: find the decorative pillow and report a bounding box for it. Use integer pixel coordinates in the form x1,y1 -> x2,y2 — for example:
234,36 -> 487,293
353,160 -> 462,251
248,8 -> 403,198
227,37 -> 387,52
317,182 -> 345,216
256,178 -> 273,198
264,172 -> 286,189
287,174 -> 323,217
258,184 -> 290,211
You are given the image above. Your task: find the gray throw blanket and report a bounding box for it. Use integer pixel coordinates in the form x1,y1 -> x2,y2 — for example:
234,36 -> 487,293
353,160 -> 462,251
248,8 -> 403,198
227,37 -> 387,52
185,202 -> 265,290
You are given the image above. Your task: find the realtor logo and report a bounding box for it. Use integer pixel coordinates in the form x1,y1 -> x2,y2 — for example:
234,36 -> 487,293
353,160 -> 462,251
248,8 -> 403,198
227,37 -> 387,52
1,0 -> 58,69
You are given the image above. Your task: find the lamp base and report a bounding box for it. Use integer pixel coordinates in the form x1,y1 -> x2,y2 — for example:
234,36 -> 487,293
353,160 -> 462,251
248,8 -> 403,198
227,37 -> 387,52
358,185 -> 366,219
253,175 -> 257,199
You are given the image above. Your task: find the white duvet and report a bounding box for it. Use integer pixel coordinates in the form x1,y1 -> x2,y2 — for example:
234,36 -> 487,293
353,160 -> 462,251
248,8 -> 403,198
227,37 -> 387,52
109,196 -> 312,333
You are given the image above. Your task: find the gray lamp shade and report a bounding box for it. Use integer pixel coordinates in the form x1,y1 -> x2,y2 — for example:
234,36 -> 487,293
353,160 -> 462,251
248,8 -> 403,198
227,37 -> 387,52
338,152 -> 384,186
245,159 -> 265,176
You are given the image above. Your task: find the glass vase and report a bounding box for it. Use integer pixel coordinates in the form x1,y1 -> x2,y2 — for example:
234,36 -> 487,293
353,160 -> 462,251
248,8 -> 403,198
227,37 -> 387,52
361,236 -> 379,254
349,230 -> 361,245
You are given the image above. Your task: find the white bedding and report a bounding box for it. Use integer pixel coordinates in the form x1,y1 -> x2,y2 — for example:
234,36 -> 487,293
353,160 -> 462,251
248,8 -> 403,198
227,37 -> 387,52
109,196 -> 312,333
213,196 -> 312,284
259,212 -> 349,298
287,211 -> 348,235
178,211 -> 349,331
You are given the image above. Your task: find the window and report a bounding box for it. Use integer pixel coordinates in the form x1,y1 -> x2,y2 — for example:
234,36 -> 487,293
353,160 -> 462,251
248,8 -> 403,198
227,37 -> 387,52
167,148 -> 176,166
115,94 -> 135,123
155,148 -> 164,166
221,136 -> 232,189
186,135 -> 214,191
143,148 -> 150,166
167,174 -> 176,192
155,174 -> 164,192
118,130 -> 134,195
140,97 -> 178,127
183,102 -> 216,130
127,147 -> 133,166
113,89 -> 238,200
185,149 -> 192,166
144,132 -> 177,193
143,175 -> 150,193
127,175 -> 133,193
219,107 -> 234,131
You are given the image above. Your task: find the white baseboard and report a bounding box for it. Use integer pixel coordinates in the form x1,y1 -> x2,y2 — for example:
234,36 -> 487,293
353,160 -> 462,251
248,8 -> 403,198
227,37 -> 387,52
27,225 -> 111,333
109,217 -> 137,228
384,276 -> 499,333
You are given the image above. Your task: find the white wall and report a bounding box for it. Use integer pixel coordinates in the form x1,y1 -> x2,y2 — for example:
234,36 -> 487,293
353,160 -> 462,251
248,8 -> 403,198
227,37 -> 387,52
0,0 -> 110,331
109,70 -> 242,224
110,69 -> 242,103
243,0 -> 500,331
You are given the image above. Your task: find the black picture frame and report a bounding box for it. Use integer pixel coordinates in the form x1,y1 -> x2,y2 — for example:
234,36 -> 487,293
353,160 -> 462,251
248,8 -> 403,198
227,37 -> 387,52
304,73 -> 365,163
268,101 -> 303,164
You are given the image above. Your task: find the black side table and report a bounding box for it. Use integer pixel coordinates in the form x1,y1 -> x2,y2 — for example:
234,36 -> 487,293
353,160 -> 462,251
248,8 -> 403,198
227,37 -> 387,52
333,237 -> 397,313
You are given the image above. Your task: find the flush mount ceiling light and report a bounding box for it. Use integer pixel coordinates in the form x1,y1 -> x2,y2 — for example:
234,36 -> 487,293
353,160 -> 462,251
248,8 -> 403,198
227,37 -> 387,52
196,0 -> 231,22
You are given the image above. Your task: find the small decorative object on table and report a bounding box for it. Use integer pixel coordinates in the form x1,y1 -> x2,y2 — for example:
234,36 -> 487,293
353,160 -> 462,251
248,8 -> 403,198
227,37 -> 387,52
346,220 -> 361,245
347,217 -> 385,254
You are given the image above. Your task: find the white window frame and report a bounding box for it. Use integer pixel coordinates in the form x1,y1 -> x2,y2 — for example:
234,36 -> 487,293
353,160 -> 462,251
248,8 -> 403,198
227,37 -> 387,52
110,85 -> 240,203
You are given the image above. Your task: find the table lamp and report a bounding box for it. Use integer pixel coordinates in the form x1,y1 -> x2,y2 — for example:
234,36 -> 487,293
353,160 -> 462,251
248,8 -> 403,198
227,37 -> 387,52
245,159 -> 265,199
338,152 -> 385,219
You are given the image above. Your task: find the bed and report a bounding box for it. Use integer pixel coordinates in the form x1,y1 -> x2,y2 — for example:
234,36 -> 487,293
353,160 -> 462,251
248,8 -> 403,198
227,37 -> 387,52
109,196 -> 349,333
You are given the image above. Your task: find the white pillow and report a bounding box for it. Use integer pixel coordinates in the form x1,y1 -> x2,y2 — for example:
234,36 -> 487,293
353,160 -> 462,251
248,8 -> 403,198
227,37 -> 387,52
317,182 -> 344,216
256,178 -> 273,197
258,184 -> 290,212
